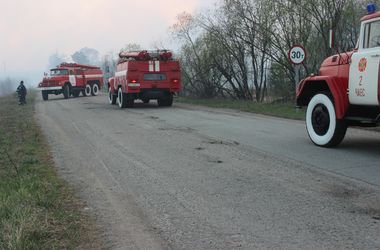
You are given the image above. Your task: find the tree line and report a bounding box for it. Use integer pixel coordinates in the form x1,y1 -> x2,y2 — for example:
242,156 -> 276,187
172,0 -> 371,102
45,0 -> 373,102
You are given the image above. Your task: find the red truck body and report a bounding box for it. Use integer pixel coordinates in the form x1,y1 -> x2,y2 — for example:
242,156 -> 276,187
108,50 -> 181,108
296,5 -> 380,147
38,63 -> 104,101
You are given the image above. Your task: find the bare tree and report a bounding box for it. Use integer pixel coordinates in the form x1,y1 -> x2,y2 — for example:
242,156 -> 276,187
172,0 -> 366,101
171,12 -> 222,98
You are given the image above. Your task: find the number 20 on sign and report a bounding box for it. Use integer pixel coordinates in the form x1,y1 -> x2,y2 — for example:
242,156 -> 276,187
288,45 -> 306,65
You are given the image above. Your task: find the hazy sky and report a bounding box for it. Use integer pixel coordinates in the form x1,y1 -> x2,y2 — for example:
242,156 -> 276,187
0,0 -> 216,81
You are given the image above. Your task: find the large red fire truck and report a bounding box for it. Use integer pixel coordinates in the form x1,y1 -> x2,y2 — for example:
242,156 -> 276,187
38,63 -> 103,101
108,50 -> 181,108
296,4 -> 380,147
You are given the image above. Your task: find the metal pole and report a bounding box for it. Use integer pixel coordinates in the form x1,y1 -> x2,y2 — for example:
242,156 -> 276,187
294,64 -> 300,111
294,64 -> 300,87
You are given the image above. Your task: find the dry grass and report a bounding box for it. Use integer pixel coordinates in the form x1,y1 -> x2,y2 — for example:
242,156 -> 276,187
0,92 -> 101,249
176,97 -> 305,120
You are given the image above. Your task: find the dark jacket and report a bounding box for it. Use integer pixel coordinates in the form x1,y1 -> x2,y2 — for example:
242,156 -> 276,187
16,84 -> 27,96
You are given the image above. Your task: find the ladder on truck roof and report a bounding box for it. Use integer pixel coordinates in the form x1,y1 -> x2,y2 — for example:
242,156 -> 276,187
118,50 -> 173,62
58,62 -> 100,69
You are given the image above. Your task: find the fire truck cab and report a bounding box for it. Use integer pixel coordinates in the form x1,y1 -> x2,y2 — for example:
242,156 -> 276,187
108,50 -> 181,108
296,3 -> 380,147
38,63 -> 103,101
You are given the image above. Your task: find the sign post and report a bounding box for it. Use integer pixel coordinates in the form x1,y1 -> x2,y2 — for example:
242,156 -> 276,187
288,45 -> 306,87
288,45 -> 306,110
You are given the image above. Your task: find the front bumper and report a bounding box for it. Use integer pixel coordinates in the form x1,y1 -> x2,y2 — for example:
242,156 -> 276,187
38,86 -> 62,91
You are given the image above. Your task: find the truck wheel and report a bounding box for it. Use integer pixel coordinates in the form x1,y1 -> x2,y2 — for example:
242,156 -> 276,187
306,93 -> 347,147
118,88 -> 127,108
126,94 -> 134,108
63,84 -> 70,99
84,84 -> 92,96
91,83 -> 99,96
42,91 -> 48,101
157,98 -> 165,107
158,94 -> 173,107
72,90 -> 80,97
166,94 -> 173,106
108,87 -> 117,105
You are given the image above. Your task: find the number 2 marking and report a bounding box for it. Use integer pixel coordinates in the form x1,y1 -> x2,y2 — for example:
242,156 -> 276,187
358,75 -> 363,86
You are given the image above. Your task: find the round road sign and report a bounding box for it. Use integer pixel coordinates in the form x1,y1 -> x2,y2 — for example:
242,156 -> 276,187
288,45 -> 306,65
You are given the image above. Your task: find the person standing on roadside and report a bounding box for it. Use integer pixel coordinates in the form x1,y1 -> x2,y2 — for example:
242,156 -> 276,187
16,81 -> 27,105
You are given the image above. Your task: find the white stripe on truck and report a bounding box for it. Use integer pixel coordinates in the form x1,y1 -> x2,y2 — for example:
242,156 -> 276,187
155,61 -> 160,72
115,70 -> 127,77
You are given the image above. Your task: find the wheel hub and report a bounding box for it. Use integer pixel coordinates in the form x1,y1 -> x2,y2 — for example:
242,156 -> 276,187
312,104 -> 330,135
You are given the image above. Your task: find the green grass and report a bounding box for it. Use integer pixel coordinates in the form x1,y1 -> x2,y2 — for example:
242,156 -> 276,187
0,92 -> 100,249
176,97 -> 306,120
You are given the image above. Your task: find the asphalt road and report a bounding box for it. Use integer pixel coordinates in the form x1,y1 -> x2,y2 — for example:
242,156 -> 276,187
35,93 -> 380,249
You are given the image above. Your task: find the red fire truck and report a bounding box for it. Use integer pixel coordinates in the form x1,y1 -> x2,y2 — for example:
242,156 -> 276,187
108,50 -> 181,108
38,63 -> 103,101
296,3 -> 380,147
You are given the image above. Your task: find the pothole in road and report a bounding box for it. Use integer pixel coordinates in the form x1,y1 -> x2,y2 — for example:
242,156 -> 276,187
324,185 -> 361,199
349,206 -> 380,220
208,159 -> 224,164
158,127 -> 195,133
204,139 -> 240,146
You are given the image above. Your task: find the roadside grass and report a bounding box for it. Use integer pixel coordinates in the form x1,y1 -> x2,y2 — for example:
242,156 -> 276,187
0,92 -> 100,249
176,97 -> 305,120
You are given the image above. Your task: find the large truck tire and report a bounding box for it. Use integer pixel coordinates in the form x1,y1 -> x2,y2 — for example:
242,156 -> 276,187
158,94 -> 173,107
166,94 -> 173,106
84,84 -> 92,96
157,98 -> 165,106
306,93 -> 347,147
72,90 -> 80,97
126,94 -> 134,108
91,83 -> 99,96
63,84 -> 70,99
42,91 -> 48,101
108,87 -> 117,105
118,88 -> 127,108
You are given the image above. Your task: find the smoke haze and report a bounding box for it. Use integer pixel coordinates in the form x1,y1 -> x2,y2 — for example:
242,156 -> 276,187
0,0 -> 216,84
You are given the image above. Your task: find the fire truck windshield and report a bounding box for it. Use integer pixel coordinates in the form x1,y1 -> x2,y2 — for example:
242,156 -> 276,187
50,69 -> 69,76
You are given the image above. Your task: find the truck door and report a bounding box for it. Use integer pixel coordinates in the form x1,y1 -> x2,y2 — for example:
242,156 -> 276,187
69,70 -> 76,86
75,69 -> 85,87
349,19 -> 380,105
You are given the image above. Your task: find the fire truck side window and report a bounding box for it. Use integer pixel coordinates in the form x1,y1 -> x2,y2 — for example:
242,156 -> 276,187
50,69 -> 69,75
76,69 -> 83,75
364,20 -> 380,49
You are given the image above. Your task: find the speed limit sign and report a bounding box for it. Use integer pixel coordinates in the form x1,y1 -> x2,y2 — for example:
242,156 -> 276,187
288,45 -> 306,64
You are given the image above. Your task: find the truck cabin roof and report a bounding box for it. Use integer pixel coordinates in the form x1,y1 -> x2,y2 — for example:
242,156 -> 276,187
361,11 -> 380,22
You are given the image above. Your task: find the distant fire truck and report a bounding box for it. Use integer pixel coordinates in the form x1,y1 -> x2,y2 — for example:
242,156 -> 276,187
296,3 -> 380,147
38,63 -> 103,101
108,50 -> 181,108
